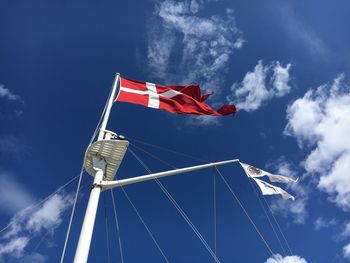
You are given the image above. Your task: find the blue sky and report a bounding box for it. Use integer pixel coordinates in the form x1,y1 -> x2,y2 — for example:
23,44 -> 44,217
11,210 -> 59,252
1,0 -> 350,262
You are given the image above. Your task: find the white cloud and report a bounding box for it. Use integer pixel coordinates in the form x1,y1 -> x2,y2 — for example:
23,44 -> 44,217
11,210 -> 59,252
265,254 -> 307,263
0,85 -> 20,101
0,174 -> 35,214
344,243 -> 350,260
147,0 -> 243,93
27,194 -> 72,233
284,74 -> 350,210
0,237 -> 29,258
274,160 -> 297,178
314,217 -> 337,230
227,61 -> 292,112
270,182 -> 308,224
272,62 -> 292,97
0,191 -> 73,261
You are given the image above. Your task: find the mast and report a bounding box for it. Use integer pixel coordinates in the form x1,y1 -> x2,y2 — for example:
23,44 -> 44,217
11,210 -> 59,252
73,73 -> 120,263
72,73 -> 239,262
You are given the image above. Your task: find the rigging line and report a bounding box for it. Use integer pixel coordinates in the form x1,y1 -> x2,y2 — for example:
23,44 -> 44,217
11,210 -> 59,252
126,137 -> 210,163
128,143 -> 217,256
110,189 -> 125,263
262,196 -> 294,255
120,187 -> 170,263
155,178 -> 220,263
32,230 -> 50,253
60,164 -> 85,263
103,192 -> 111,263
128,148 -> 220,263
213,170 -> 217,258
247,177 -> 287,257
0,174 -> 81,235
214,167 -> 280,263
129,143 -> 177,169
16,181 -> 90,262
60,88 -> 109,263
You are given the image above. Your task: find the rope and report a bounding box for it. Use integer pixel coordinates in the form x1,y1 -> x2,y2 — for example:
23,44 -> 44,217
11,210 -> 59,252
247,178 -> 287,256
110,189 -> 124,263
128,148 -> 220,263
60,166 -> 85,263
121,187 -> 170,263
130,143 -> 177,169
213,171 -> 217,258
59,84 -> 109,263
155,179 -> 220,263
16,230 -> 50,262
214,167 -> 280,263
15,182 -> 89,263
127,137 -> 209,163
127,142 -> 283,262
262,197 -> 294,255
103,192 -> 111,263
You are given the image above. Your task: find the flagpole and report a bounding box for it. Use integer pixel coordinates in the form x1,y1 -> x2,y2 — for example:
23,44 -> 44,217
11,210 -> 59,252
98,73 -> 120,140
73,73 -> 120,263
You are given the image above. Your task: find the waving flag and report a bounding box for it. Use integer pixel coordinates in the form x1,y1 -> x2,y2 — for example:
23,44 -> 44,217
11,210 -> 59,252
240,162 -> 298,184
239,162 -> 297,200
252,178 -> 295,200
115,77 -> 237,116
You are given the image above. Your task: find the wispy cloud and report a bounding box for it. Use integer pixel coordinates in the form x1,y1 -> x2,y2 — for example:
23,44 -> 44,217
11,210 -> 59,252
0,173 -> 35,215
314,217 -> 337,231
0,85 -> 21,102
146,0 -> 243,93
277,3 -> 329,57
18,252 -> 47,263
284,74 -> 350,211
265,254 -> 308,263
0,84 -> 23,119
341,221 -> 350,238
0,188 -> 73,261
227,61 -> 292,112
0,136 -> 29,160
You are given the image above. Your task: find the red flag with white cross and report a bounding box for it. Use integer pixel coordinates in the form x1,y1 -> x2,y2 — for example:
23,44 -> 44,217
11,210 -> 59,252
115,77 -> 237,116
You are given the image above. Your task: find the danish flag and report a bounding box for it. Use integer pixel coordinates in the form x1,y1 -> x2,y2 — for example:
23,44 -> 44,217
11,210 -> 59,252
115,77 -> 237,116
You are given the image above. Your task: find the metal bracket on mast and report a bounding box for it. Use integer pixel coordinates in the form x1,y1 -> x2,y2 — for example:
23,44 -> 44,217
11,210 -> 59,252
84,137 -> 129,181
88,156 -> 106,191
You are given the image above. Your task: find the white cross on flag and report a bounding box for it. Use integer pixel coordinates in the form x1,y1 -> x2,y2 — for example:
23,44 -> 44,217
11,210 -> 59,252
115,77 -> 237,116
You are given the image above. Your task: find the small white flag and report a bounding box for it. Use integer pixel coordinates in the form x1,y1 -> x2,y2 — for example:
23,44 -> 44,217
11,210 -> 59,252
252,178 -> 295,201
240,162 -> 298,184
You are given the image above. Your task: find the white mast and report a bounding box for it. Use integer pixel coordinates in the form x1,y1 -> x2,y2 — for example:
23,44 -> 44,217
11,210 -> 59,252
73,73 -> 120,263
